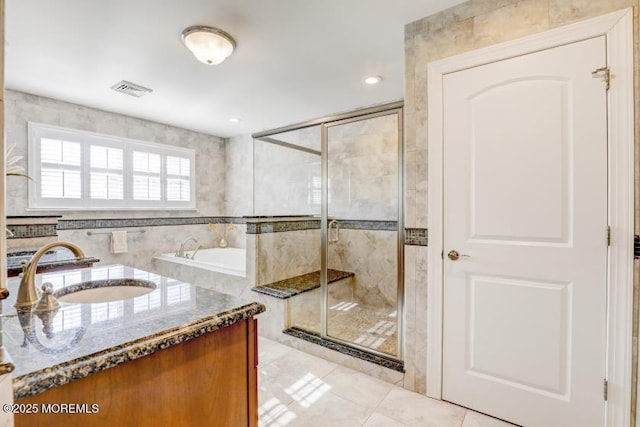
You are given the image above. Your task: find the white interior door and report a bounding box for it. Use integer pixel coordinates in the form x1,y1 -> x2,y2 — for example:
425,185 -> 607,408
442,36 -> 608,427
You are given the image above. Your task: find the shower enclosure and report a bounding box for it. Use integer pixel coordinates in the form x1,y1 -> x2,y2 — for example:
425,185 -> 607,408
253,102 -> 403,360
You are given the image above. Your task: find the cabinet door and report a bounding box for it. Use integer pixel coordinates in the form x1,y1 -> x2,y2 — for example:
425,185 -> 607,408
17,319 -> 256,427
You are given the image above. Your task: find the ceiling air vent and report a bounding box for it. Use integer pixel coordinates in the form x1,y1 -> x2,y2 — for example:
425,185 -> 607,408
110,80 -> 153,98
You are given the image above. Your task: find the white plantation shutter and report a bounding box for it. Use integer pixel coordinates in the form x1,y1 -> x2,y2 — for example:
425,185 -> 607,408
90,145 -> 124,200
40,138 -> 82,199
28,123 -> 196,209
166,156 -> 191,202
132,151 -> 162,201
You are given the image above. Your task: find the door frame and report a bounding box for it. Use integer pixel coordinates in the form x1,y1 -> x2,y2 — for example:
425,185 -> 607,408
426,8 -> 634,426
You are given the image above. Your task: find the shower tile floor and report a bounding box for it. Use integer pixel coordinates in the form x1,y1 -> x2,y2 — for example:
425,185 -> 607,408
258,337 -> 517,427
291,302 -> 398,356
326,303 -> 398,355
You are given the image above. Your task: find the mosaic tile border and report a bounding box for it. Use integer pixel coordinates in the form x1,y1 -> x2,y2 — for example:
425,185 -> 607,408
57,216 -> 245,230
245,218 -> 398,234
339,220 -> 397,231
404,228 -> 428,246
6,224 -> 58,239
283,327 -> 405,372
246,219 -> 319,234
635,235 -> 639,259
19,216 -> 424,243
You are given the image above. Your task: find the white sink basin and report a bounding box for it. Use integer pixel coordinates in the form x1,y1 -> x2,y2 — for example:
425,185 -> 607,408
55,279 -> 156,303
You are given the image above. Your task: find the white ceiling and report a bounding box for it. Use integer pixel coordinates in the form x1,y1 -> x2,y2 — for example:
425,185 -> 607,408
6,0 -> 463,138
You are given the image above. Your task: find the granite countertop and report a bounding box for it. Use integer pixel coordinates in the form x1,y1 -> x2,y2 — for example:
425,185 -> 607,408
6,248 -> 99,277
252,269 -> 354,299
1,264 -> 265,401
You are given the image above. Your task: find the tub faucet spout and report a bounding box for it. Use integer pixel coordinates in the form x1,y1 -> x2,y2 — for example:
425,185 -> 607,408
176,237 -> 199,258
189,245 -> 202,260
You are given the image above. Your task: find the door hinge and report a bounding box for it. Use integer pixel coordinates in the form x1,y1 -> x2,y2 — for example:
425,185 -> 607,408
607,226 -> 611,246
592,67 -> 610,90
603,379 -> 608,401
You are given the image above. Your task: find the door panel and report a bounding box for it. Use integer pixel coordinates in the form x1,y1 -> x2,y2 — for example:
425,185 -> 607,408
442,36 -> 607,427
467,275 -> 570,396
471,79 -> 570,243
326,112 -> 401,358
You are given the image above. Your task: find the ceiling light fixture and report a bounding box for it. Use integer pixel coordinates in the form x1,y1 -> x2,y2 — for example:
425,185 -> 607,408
229,117 -> 240,123
364,75 -> 383,85
181,25 -> 236,65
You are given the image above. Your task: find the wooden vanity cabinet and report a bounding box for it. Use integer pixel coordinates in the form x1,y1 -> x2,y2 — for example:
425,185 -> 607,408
16,317 -> 259,427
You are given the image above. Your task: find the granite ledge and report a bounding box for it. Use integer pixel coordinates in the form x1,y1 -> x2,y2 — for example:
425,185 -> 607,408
251,269 -> 354,299
14,301 -> 265,401
7,248 -> 99,277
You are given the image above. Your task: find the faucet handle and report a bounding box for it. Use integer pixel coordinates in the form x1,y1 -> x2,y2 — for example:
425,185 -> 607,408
35,282 -> 60,313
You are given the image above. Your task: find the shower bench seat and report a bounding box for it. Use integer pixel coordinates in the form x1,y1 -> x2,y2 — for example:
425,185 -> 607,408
251,269 -> 354,299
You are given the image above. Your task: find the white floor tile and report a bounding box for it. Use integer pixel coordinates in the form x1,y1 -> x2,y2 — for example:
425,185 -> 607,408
321,365 -> 394,410
462,410 -> 517,427
257,337 -> 489,427
258,369 -> 298,408
260,346 -> 337,380
284,391 -> 372,427
259,336 -> 294,367
259,396 -> 298,427
363,412 -> 410,426
376,387 -> 466,427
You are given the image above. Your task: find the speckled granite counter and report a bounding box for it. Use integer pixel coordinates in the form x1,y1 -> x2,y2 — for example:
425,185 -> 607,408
7,248 -> 99,277
2,264 -> 265,401
251,269 -> 354,299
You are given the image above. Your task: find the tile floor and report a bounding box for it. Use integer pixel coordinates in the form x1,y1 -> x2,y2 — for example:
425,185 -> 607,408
258,337 -> 516,427
291,303 -> 398,356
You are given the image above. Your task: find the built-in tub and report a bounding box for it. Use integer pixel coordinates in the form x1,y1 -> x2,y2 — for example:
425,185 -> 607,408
155,247 -> 246,277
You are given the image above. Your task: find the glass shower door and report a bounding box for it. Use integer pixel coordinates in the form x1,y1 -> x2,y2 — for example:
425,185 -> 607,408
323,110 -> 402,358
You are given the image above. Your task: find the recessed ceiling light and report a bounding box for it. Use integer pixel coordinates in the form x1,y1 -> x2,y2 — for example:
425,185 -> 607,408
229,117 -> 240,123
364,75 -> 383,85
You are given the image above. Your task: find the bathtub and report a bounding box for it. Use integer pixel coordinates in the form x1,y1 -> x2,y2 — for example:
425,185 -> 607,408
155,247 -> 246,277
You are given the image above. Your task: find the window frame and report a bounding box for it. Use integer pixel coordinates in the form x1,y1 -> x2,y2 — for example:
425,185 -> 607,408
28,122 -> 197,210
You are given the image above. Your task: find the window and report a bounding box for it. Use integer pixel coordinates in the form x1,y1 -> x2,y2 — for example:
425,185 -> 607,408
28,123 -> 196,210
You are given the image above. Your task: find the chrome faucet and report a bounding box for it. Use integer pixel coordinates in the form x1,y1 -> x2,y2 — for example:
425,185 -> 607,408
16,241 -> 85,309
176,237 -> 199,258
190,245 -> 202,260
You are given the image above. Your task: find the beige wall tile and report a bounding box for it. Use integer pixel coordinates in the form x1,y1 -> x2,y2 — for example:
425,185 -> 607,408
474,0 -> 550,46
549,0 -> 636,25
5,90 -> 226,218
225,134 -> 254,216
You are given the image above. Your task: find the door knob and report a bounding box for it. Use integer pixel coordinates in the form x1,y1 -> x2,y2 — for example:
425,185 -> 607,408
448,250 -> 470,261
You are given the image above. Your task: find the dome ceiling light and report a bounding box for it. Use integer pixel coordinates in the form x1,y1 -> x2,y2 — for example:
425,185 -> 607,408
181,25 -> 236,65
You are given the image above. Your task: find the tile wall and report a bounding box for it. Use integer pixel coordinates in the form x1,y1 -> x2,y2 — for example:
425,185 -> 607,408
225,134 -> 254,217
4,90 -> 229,269
254,139 -> 321,216
327,113 -> 399,220
5,90 -> 226,218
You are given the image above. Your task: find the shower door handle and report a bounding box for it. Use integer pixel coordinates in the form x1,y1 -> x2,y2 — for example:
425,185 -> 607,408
328,220 -> 340,243
447,250 -> 470,261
